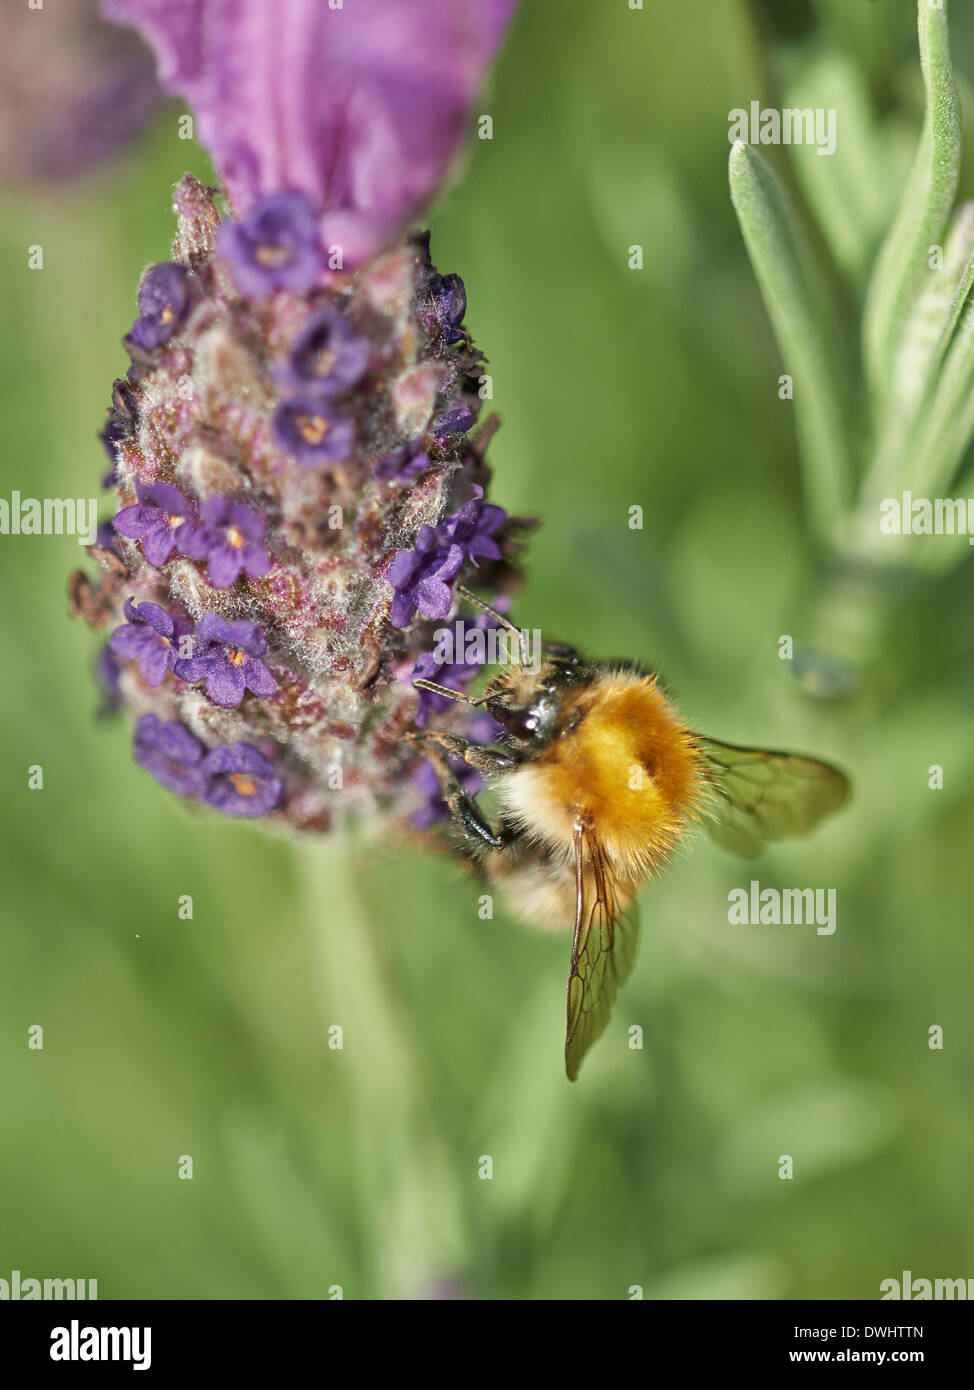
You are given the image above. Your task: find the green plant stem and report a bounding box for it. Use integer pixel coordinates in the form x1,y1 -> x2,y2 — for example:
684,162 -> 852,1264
298,838 -> 468,1296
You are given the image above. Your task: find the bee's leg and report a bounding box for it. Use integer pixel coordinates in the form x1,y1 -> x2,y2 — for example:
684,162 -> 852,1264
407,731 -> 511,855
408,728 -> 515,777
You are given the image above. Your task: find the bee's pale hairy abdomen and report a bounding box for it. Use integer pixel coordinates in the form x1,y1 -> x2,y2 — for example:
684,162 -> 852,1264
484,845 -> 580,932
495,669 -> 704,888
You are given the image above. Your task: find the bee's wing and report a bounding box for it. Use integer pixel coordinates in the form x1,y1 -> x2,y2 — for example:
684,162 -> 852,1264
565,822 -> 640,1082
694,735 -> 849,858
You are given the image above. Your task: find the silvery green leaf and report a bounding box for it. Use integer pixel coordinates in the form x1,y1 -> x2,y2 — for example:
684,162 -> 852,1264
904,294 -> 974,498
925,201 -> 974,380
882,213 -> 974,508
888,200 -> 974,419
784,52 -> 894,283
862,0 -> 960,406
729,140 -> 853,537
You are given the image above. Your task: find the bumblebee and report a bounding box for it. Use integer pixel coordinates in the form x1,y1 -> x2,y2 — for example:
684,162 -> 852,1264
409,588 -> 849,1080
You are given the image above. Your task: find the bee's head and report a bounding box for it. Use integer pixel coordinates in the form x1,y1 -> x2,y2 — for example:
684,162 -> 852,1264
481,644 -> 583,747
411,586 -> 587,748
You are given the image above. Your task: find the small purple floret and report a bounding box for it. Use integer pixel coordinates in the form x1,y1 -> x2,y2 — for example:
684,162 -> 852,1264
272,396 -> 355,467
113,482 -> 198,567
438,485 -> 505,567
128,262 -> 190,350
285,312 -> 370,394
414,236 -> 469,345
435,274 -> 467,342
133,714 -> 206,796
109,598 -> 191,686
183,496 -> 272,589
431,404 -> 477,441
201,742 -> 282,817
374,441 -> 430,482
422,271 -> 467,346
96,518 -> 123,558
387,525 -> 464,628
174,613 -> 276,708
217,191 -> 322,298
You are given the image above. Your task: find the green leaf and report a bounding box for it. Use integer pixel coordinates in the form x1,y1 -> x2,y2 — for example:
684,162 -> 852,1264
865,200 -> 974,460
784,52 -> 896,284
924,201 -> 974,383
900,285 -> 974,499
729,140 -> 853,538
862,0 -> 960,407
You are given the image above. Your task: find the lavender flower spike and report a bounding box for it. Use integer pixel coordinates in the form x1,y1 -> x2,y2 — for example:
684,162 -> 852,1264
101,0 -> 520,265
71,175 -> 524,833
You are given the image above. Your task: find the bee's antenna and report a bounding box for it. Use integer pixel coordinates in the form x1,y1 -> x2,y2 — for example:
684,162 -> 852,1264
455,584 -> 526,666
413,677 -> 489,706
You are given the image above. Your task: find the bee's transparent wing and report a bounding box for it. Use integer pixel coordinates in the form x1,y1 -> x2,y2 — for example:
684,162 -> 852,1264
694,735 -> 849,858
565,823 -> 640,1081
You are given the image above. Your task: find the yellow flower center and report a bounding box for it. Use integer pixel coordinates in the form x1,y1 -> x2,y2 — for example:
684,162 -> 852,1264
160,305 -> 174,325
225,525 -> 244,549
297,412 -> 328,446
169,514 -> 185,529
255,243 -> 290,268
229,773 -> 256,796
227,647 -> 246,667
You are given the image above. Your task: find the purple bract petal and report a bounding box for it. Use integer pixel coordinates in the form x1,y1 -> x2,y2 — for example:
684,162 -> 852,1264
101,0 -> 520,266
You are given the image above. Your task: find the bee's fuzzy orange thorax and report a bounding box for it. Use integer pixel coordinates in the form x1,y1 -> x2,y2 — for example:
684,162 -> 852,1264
497,670 -> 704,877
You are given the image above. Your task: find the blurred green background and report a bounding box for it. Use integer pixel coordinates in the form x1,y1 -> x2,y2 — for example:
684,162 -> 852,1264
2,0 -> 973,1300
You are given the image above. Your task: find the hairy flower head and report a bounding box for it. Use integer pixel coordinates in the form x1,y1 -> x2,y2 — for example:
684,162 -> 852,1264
71,176 -> 528,834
